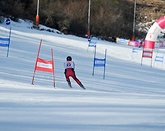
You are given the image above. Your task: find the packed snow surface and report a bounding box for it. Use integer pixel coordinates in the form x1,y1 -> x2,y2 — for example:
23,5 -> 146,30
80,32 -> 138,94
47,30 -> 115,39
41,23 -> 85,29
0,20 -> 165,131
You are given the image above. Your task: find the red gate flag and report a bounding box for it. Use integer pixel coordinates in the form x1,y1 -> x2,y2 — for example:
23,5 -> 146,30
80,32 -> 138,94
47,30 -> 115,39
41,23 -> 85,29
141,48 -> 153,67
142,49 -> 153,58
35,58 -> 54,72
32,39 -> 55,87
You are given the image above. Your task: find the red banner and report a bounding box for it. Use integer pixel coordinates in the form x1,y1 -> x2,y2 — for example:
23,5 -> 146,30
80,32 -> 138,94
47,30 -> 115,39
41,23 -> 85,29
35,58 -> 54,72
142,49 -> 153,58
141,48 -> 153,67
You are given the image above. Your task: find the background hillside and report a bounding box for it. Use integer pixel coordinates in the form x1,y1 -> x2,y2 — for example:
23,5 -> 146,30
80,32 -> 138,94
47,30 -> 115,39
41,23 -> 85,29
0,0 -> 165,40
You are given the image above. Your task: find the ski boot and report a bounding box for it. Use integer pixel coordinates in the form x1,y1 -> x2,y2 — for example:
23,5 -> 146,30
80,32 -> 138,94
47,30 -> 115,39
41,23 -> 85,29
67,81 -> 72,88
79,83 -> 85,89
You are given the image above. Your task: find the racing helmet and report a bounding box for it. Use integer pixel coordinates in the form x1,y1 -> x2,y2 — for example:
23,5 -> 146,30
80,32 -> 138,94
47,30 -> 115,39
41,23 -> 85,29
66,56 -> 72,61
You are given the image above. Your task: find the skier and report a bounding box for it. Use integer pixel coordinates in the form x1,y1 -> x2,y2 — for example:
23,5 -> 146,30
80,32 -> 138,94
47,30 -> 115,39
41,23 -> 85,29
64,56 -> 85,89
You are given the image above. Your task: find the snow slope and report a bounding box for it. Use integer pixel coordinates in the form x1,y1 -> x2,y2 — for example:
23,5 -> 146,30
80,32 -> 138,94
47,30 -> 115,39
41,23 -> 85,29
0,20 -> 165,131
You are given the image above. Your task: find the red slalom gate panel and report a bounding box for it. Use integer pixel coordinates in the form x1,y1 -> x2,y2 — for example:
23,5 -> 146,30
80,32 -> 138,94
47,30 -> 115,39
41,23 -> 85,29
35,58 -> 54,73
142,49 -> 153,58
32,39 -> 55,87
141,48 -> 153,67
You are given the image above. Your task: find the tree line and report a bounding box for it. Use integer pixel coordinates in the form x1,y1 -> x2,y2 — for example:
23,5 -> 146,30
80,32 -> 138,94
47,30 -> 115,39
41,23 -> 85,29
0,0 -> 145,40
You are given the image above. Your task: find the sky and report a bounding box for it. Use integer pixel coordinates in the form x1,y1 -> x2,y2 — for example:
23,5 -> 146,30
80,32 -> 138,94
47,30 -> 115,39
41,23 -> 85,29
0,19 -> 165,131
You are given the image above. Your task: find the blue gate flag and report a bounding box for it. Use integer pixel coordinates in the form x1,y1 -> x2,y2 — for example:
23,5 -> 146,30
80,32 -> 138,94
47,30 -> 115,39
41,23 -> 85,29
87,35 -> 97,50
92,49 -> 107,79
132,47 -> 138,53
88,41 -> 97,48
0,28 -> 11,57
153,52 -> 164,67
94,58 -> 106,67
0,38 -> 10,47
154,55 -> 164,62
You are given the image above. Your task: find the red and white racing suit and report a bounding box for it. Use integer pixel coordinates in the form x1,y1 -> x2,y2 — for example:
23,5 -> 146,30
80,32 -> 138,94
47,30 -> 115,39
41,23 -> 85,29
64,60 -> 81,84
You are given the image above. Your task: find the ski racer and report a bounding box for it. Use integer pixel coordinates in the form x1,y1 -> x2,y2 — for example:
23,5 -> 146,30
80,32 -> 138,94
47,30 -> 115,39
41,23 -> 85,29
64,56 -> 85,89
